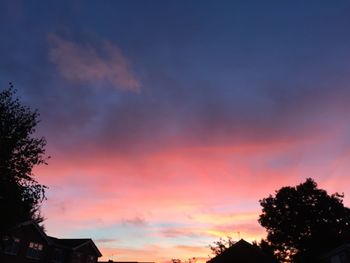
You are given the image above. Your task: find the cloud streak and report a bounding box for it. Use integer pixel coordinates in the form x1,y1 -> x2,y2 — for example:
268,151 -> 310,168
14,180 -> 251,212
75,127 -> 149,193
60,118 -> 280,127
48,33 -> 141,91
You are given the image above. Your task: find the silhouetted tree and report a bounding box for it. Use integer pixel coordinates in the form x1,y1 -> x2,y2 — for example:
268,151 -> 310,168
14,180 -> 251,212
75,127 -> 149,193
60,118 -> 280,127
171,258 -> 197,263
252,239 -> 275,259
259,178 -> 350,263
209,236 -> 235,256
0,84 -> 48,234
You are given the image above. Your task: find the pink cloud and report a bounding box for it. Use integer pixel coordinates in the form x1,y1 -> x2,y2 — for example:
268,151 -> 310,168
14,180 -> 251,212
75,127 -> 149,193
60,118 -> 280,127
48,33 -> 141,91
33,123 -> 350,262
36,135 -> 328,223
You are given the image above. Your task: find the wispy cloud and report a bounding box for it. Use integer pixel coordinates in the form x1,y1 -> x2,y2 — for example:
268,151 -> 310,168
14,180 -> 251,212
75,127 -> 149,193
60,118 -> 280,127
48,33 -> 141,91
122,216 -> 148,227
95,238 -> 119,244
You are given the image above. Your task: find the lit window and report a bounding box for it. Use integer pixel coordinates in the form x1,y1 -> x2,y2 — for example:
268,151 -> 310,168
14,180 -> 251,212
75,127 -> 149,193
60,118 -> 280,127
3,236 -> 21,255
26,242 -> 44,259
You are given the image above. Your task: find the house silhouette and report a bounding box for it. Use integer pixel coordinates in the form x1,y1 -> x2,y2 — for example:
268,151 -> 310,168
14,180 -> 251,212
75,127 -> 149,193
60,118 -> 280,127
207,239 -> 278,263
1,221 -> 102,263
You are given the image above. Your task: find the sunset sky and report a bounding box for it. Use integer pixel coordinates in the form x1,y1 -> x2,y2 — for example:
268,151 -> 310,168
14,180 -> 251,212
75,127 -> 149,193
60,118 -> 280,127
2,1 -> 350,262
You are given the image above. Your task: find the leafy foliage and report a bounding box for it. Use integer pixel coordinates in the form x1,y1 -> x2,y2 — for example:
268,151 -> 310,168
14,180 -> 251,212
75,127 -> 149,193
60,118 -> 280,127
171,258 -> 197,263
0,85 -> 48,233
209,236 -> 235,256
259,178 -> 350,262
252,239 -> 276,259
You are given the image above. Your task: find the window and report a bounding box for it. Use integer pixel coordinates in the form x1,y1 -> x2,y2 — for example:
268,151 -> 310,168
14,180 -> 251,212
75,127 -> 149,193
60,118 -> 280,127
331,255 -> 341,263
72,252 -> 82,263
331,253 -> 348,263
26,242 -> 44,259
3,236 -> 21,255
339,252 -> 348,263
86,255 -> 95,263
52,248 -> 65,263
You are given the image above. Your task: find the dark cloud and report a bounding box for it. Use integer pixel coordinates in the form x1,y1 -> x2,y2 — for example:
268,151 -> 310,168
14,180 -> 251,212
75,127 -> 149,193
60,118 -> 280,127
1,0 -> 350,157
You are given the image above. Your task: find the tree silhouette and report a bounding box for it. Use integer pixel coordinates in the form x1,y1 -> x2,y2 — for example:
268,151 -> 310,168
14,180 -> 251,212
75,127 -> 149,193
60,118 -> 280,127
209,236 -> 235,256
171,258 -> 197,263
252,239 -> 276,259
0,84 -> 48,234
259,178 -> 350,263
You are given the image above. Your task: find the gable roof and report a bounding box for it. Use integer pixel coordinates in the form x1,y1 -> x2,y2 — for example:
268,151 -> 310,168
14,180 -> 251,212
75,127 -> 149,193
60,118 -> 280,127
12,221 -> 102,257
207,239 -> 278,263
14,221 -> 53,245
48,236 -> 102,257
48,237 -> 91,248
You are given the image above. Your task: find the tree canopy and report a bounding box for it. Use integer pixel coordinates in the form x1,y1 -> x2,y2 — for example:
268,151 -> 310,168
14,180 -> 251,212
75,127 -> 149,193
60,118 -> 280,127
259,178 -> 350,263
0,85 -> 48,233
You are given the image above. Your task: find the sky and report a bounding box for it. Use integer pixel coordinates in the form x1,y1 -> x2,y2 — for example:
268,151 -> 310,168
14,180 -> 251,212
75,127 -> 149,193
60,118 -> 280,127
2,0 -> 350,262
